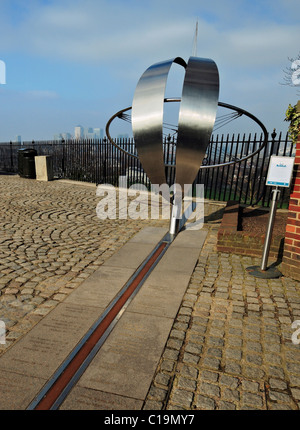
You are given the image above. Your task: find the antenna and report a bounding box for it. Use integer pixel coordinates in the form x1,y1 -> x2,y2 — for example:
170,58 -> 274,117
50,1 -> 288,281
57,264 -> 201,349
192,20 -> 198,57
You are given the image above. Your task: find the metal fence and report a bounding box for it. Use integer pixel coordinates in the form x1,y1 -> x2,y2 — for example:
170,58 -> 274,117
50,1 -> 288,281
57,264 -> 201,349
0,131 -> 294,208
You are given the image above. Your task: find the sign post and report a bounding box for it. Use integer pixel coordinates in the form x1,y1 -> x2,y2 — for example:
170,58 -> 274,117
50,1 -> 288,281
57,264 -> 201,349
260,186 -> 280,272
247,155 -> 295,278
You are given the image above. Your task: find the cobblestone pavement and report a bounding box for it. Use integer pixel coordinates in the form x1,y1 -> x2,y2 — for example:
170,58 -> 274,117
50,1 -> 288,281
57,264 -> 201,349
144,226 -> 300,410
1,175 -> 300,411
0,175 -> 166,355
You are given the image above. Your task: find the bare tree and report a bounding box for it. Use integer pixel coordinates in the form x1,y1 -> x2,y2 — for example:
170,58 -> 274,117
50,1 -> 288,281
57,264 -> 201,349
281,52 -> 300,95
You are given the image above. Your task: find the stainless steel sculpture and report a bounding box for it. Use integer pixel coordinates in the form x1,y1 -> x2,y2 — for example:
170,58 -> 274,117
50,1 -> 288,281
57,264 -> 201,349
131,57 -> 187,188
105,56 -> 268,237
132,56 -> 220,235
132,56 -> 219,193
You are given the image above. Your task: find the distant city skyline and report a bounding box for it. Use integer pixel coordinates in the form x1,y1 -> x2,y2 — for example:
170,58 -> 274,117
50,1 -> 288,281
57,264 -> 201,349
6,126 -> 105,143
54,125 -> 104,141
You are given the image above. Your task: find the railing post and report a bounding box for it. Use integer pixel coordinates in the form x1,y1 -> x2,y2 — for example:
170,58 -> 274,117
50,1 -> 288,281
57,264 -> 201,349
10,141 -> 13,170
62,144 -> 65,175
271,128 -> 278,154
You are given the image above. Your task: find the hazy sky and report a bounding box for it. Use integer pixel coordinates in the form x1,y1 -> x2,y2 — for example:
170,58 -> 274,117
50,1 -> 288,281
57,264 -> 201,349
0,0 -> 299,142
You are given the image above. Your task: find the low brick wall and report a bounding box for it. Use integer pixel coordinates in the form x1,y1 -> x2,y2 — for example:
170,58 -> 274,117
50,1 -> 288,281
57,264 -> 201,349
281,103 -> 300,281
217,201 -> 284,262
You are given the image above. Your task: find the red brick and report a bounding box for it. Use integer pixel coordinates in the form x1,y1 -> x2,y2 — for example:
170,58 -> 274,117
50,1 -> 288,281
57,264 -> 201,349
287,219 -> 300,227
292,246 -> 300,254
290,192 -> 300,200
283,250 -> 291,259
284,244 -> 294,253
285,232 -> 300,240
289,205 -> 300,213
286,225 -> 296,233
294,239 -> 300,248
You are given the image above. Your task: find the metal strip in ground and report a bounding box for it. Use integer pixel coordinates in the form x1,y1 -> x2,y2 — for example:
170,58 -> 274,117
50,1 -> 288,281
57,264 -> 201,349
26,233 -> 173,410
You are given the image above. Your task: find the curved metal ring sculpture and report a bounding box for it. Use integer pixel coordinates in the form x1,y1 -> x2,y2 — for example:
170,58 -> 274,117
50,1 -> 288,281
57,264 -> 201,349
105,55 -> 269,236
132,56 -> 220,190
105,56 -> 268,192
106,100 -> 268,166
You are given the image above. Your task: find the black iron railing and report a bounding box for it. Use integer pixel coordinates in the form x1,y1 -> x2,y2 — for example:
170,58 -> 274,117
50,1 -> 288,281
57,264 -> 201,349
0,131 -> 294,207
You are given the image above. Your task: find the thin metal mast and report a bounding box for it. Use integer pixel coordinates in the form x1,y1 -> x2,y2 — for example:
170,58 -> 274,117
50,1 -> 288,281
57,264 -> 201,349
192,20 -> 198,57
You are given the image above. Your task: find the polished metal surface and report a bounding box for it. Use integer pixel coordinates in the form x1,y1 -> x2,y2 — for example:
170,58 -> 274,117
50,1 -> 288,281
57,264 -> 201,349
27,231 -> 174,410
105,56 -> 268,236
106,106 -> 138,159
131,55 -> 219,236
106,99 -> 268,171
131,56 -> 219,191
176,57 -> 219,191
132,57 -> 186,188
260,187 -> 281,271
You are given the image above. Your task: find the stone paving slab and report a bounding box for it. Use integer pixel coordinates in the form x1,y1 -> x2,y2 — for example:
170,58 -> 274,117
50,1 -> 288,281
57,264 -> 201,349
0,301 -> 105,409
64,227 -> 168,307
0,224 -> 205,409
0,222 -> 169,409
60,386 -> 143,410
0,303 -> 104,379
126,272 -> 193,319
64,266 -> 136,307
101,242 -> 159,270
129,226 -> 169,244
70,312 -> 175,402
60,229 -> 207,409
0,369 -> 46,410
126,231 -> 207,319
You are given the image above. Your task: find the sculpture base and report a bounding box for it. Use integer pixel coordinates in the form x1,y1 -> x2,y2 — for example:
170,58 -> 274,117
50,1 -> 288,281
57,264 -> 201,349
246,265 -> 282,279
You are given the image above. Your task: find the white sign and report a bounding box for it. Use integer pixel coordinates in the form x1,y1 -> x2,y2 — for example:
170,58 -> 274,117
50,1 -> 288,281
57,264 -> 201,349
266,155 -> 295,187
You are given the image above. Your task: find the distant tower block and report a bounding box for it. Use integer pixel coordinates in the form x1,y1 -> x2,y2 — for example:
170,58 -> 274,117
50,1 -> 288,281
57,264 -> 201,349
75,125 -> 83,140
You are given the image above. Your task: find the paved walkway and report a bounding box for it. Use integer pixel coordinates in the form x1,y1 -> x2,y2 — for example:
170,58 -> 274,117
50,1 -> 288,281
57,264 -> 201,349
0,175 -> 300,410
0,175 -> 167,355
144,228 -> 300,410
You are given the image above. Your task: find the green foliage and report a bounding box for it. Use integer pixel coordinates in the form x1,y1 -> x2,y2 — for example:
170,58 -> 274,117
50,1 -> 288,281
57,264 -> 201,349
285,103 -> 300,145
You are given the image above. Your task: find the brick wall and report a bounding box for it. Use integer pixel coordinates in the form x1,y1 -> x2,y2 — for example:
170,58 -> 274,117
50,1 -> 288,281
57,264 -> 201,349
281,101 -> 300,280
217,201 -> 284,261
